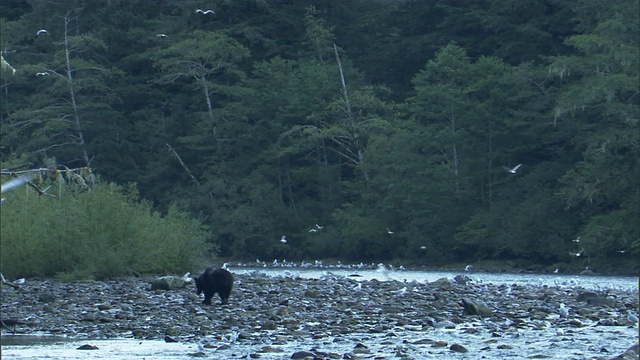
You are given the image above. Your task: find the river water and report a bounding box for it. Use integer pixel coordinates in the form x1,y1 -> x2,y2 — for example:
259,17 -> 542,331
2,268 -> 638,359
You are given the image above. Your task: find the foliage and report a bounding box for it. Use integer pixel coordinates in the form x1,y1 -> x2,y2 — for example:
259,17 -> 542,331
0,181 -> 212,280
1,0 -> 638,272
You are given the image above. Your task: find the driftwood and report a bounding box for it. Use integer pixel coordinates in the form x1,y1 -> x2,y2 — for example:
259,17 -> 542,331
0,319 -> 26,334
0,272 -> 21,289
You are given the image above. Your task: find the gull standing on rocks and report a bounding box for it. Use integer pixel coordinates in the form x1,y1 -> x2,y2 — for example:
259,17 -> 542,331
559,303 -> 569,318
465,264 -> 473,272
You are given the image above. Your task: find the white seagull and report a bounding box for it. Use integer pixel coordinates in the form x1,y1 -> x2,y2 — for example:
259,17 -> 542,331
420,246 -> 427,250
386,228 -> 394,234
280,235 -> 287,244
36,72 -> 49,76
507,164 -> 522,174
13,278 -> 26,285
308,228 -> 317,233
315,224 -> 324,229
195,9 -> 215,15
2,175 -> 31,194
156,34 -> 168,38
36,29 -> 48,36
465,264 -> 473,272
559,303 -> 569,318
572,236 -> 580,243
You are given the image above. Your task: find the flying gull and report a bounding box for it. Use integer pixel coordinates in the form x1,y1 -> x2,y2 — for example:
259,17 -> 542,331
36,29 -> 48,36
1,175 -> 31,194
195,9 -> 215,15
280,235 -> 287,244
36,72 -> 49,76
506,164 -> 522,174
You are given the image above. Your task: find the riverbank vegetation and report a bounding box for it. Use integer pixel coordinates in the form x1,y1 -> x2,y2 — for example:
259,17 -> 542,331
1,0 -> 638,274
0,181 -> 211,280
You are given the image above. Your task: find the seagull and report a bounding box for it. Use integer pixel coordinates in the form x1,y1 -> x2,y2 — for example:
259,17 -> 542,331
315,224 -> 324,229
280,235 -> 287,244
36,72 -> 49,76
616,250 -> 626,254
156,33 -> 168,38
13,278 -> 26,285
36,29 -> 48,36
572,236 -> 580,243
570,249 -> 584,257
195,9 -> 215,15
554,268 -> 559,274
420,246 -> 427,250
2,176 -> 31,194
386,228 -> 394,234
465,265 -> 474,272
507,164 -> 522,174
308,228 -> 317,233
559,303 -> 569,318
627,312 -> 639,325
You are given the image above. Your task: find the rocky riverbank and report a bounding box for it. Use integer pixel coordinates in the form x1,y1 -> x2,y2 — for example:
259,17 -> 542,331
1,271 -> 638,359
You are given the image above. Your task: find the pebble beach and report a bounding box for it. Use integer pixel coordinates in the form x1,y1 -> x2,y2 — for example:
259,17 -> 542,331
1,270 -> 638,359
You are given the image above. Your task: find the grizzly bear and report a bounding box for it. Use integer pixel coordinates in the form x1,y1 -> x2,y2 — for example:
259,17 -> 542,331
195,267 -> 233,305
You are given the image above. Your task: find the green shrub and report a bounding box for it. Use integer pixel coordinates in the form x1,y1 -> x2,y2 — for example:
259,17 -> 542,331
0,182 -> 212,280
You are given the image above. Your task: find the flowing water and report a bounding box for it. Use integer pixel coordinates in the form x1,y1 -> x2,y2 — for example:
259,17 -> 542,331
2,268 -> 638,359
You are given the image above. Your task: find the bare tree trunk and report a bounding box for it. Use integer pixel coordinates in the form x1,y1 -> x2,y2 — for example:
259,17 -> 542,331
63,13 -> 90,168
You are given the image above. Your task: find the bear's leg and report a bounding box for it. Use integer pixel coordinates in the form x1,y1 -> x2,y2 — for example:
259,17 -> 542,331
203,292 -> 213,305
219,294 -> 228,305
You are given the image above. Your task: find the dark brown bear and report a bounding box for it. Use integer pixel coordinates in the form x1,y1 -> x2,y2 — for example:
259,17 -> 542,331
195,267 -> 233,305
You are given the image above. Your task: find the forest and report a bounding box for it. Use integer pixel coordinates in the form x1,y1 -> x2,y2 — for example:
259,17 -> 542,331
1,0 -> 638,277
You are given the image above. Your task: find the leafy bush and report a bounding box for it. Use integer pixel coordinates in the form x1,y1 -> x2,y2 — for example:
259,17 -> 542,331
0,182 -> 212,280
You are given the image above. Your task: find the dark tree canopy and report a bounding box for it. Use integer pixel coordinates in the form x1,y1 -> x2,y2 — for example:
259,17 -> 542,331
1,0 -> 638,273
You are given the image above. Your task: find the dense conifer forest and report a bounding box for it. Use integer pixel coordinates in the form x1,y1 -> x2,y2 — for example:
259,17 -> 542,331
1,0 -> 638,275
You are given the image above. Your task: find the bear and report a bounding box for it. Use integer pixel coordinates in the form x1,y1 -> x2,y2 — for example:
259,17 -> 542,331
195,267 -> 233,305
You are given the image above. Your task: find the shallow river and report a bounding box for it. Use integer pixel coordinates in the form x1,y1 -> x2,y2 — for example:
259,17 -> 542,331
2,268 -> 638,359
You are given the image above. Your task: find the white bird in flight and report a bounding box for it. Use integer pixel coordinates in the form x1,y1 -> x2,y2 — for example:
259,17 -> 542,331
308,228 -> 317,233
1,176 -> 31,194
464,264 -> 473,272
280,235 -> 287,244
315,224 -> 324,229
386,228 -> 394,234
572,236 -> 580,243
507,164 -> 522,174
36,29 -> 48,36
156,34 -> 168,38
195,9 -> 215,15
36,72 -> 49,76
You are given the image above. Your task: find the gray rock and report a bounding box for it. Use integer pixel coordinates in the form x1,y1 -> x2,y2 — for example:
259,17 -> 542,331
461,298 -> 493,318
150,276 -> 191,290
